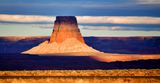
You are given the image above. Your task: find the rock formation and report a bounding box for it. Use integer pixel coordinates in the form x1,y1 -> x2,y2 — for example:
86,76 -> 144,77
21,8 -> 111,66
22,16 -> 100,55
50,16 -> 84,44
21,16 -> 160,62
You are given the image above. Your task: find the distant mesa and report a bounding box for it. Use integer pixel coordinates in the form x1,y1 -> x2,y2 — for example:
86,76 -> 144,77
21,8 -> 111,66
22,16 -> 100,55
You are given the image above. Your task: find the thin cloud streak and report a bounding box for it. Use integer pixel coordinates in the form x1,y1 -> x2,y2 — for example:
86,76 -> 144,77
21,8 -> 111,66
0,14 -> 160,24
79,25 -> 160,31
0,14 -> 54,22
137,0 -> 160,4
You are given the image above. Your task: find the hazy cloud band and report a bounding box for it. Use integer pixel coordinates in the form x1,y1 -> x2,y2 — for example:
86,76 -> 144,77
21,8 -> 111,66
77,16 -> 160,24
0,14 -> 54,22
137,0 -> 160,4
0,14 -> 160,24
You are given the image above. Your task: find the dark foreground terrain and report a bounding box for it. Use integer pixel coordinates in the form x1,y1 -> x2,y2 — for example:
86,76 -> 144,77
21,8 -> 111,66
0,54 -> 160,70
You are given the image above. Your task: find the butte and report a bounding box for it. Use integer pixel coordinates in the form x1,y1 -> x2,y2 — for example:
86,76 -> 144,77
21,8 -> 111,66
22,16 -> 160,62
22,16 -> 100,55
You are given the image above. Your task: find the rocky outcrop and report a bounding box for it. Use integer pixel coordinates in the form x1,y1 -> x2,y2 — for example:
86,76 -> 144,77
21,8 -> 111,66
22,16 -> 100,55
50,16 -> 84,44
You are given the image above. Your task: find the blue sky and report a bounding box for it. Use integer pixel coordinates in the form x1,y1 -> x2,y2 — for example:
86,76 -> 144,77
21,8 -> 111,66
0,0 -> 160,36
0,0 -> 160,16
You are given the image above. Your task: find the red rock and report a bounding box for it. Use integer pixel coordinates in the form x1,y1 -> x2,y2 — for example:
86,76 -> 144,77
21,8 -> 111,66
49,16 -> 84,44
22,16 -> 99,55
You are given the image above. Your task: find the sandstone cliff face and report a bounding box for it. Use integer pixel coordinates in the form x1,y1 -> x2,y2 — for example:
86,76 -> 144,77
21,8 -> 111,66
50,16 -> 84,44
22,16 -> 100,55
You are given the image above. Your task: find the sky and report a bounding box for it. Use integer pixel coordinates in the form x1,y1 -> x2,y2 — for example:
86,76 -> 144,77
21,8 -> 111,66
0,0 -> 160,36
1,0 -> 160,16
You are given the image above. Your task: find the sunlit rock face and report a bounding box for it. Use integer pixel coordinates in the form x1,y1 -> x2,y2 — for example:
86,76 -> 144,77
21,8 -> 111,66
22,16 -> 99,55
50,16 -> 84,44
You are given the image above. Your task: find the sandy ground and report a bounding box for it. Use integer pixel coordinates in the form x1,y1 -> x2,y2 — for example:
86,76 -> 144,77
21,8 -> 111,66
0,69 -> 160,76
0,69 -> 160,83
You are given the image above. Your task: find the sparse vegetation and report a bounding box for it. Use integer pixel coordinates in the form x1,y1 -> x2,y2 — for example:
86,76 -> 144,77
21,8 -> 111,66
0,69 -> 160,76
0,69 -> 160,83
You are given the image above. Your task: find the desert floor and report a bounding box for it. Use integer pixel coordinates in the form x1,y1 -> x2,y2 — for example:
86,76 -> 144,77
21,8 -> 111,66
0,69 -> 160,83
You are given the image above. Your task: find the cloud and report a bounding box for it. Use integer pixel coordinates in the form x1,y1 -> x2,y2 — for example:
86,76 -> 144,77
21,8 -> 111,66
136,0 -> 160,4
0,14 -> 55,22
79,25 -> 123,30
0,14 -> 160,24
79,25 -> 160,31
77,16 -> 160,24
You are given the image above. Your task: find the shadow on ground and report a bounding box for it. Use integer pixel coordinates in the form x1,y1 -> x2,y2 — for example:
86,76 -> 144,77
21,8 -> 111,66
0,54 -> 160,70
